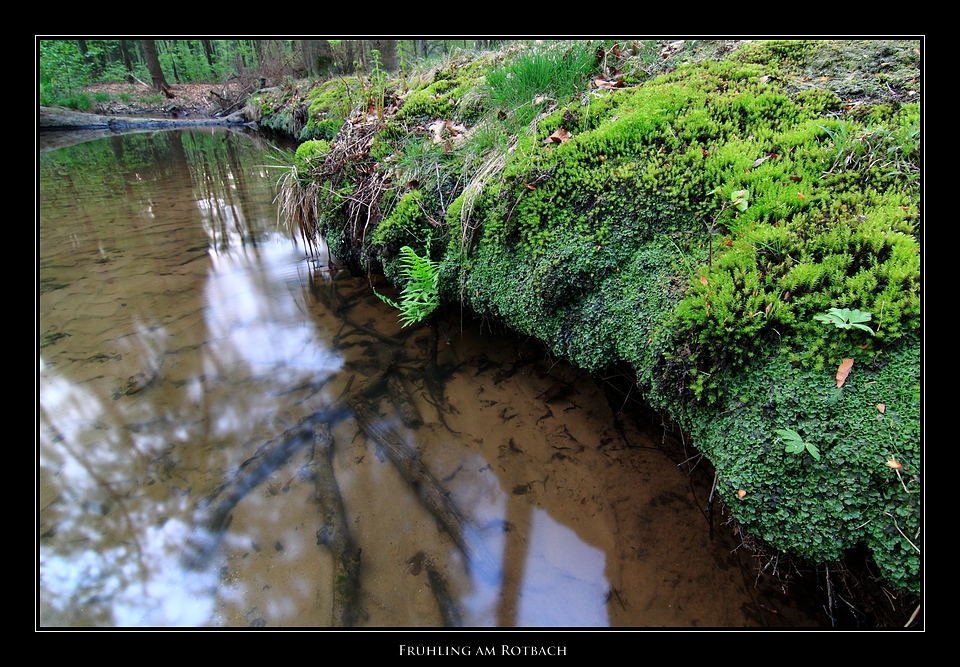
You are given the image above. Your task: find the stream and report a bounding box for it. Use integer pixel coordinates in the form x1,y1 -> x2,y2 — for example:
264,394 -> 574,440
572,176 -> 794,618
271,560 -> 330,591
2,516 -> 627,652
38,128 -> 826,627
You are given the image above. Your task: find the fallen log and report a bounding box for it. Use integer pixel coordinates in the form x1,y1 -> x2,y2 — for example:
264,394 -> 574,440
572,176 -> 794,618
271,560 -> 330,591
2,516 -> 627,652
181,403 -> 351,569
386,372 -> 424,428
348,393 -> 498,581
307,422 -> 363,627
425,556 -> 463,627
39,105 -> 251,130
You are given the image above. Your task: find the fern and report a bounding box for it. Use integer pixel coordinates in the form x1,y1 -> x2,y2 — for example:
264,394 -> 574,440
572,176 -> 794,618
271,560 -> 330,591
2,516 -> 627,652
375,246 -> 440,327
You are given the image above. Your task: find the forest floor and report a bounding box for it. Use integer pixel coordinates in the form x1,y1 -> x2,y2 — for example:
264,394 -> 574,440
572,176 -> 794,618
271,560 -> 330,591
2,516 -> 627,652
81,81 -> 250,117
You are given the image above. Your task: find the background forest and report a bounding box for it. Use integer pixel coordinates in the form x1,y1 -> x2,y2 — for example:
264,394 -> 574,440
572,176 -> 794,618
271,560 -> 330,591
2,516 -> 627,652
38,39 -> 504,112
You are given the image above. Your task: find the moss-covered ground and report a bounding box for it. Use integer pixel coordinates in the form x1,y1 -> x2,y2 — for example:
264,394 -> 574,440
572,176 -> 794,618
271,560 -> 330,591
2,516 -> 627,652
254,39 -> 922,600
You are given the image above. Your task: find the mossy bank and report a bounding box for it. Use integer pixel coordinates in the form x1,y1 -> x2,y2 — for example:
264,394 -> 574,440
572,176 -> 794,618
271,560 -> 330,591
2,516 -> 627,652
253,39 -> 922,602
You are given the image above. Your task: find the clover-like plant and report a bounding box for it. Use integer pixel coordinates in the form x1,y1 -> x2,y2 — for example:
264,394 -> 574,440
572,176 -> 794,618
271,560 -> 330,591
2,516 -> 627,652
776,428 -> 821,461
813,307 -> 874,335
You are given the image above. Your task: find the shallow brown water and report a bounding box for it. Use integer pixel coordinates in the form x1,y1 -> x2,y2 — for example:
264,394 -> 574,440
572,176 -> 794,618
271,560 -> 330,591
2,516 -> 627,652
38,129 -> 826,628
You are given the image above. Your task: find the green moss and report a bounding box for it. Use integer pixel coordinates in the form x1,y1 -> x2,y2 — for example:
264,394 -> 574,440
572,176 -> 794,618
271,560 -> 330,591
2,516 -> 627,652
303,77 -> 361,140
396,56 -> 491,123
295,139 -> 331,164
370,190 -> 432,259
297,39 -> 922,597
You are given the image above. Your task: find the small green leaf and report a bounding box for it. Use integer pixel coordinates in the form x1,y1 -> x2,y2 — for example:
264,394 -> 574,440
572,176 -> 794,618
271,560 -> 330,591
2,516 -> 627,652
814,307 -> 874,335
785,440 -> 805,454
777,428 -> 820,460
730,189 -> 749,212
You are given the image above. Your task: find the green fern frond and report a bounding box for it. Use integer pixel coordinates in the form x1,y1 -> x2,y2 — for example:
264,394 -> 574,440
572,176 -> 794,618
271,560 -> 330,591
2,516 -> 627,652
376,246 -> 440,327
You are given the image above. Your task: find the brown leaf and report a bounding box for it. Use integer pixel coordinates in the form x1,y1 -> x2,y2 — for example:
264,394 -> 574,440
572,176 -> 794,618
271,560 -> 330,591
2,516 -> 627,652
886,458 -> 903,470
836,357 -> 854,388
545,128 -> 573,144
593,78 -> 622,90
699,275 -> 708,286
877,403 -> 885,413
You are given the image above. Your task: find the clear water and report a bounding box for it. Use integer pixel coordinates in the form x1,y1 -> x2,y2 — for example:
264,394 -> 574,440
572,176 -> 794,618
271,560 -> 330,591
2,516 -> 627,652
38,128 -> 825,628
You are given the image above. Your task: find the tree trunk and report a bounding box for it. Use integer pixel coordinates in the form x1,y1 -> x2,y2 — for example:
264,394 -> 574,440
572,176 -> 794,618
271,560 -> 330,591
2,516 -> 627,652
371,39 -> 397,71
354,39 -> 365,72
119,39 -> 135,83
202,39 -> 215,74
161,40 -> 181,84
142,39 -> 173,98
77,39 -> 100,77
252,39 -> 264,68
301,39 -> 335,77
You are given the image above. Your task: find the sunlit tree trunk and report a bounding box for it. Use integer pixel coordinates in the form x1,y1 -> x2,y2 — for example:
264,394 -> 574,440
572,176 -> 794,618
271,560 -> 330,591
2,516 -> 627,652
354,40 -> 365,71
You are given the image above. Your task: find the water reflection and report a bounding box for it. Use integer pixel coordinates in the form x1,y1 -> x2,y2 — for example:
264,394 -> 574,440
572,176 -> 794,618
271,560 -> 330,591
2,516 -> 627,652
39,128 -> 824,628
39,129 -> 344,626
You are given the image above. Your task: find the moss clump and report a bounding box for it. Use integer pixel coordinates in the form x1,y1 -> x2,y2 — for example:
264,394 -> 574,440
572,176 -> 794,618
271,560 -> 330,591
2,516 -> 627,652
295,139 -> 331,164
371,190 -> 432,259
451,41 -> 921,594
291,39 -> 922,597
301,77 -> 362,140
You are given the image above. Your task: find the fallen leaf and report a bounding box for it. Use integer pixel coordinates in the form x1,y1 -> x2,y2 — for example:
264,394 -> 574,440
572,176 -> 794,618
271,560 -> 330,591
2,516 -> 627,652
836,357 -> 854,388
699,275 -> 708,286
545,127 -> 573,144
592,77 -> 624,90
737,489 -> 747,499
877,403 -> 885,413
886,458 -> 903,470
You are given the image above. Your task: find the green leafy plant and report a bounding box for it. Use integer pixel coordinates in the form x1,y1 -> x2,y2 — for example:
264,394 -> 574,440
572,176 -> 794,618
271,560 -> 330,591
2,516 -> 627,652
776,428 -> 821,461
359,49 -> 388,120
375,246 -> 440,326
814,307 -> 874,335
706,187 -> 749,267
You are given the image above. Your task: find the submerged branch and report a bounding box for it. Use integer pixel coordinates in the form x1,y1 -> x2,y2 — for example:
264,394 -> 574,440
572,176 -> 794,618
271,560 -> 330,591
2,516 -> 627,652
307,422 -> 364,627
